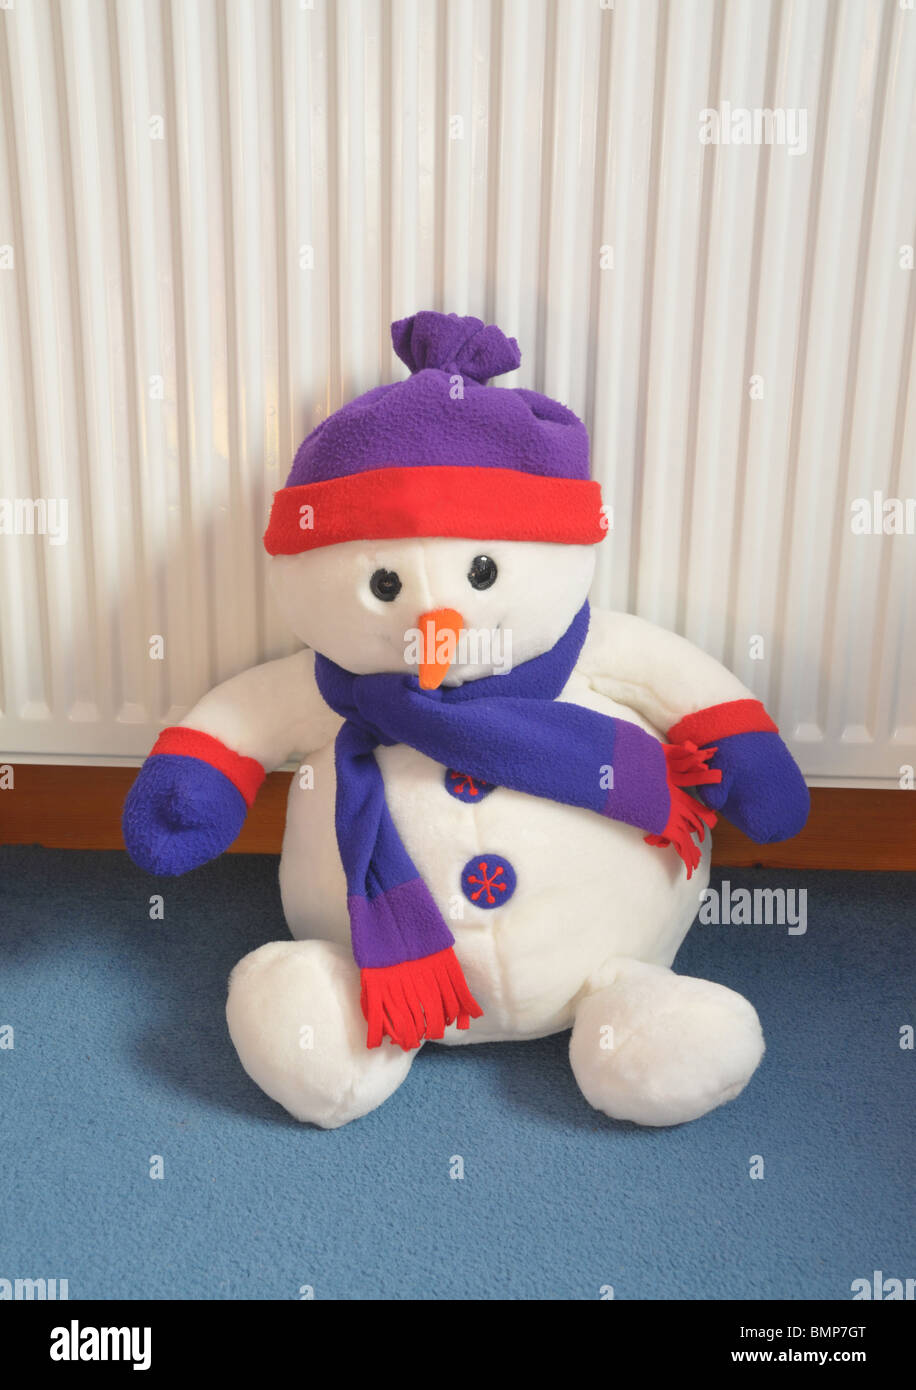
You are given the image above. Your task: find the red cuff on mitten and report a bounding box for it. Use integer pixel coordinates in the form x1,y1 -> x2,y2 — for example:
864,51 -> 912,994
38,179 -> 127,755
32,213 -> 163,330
667,698 -> 777,747
150,727 -> 266,807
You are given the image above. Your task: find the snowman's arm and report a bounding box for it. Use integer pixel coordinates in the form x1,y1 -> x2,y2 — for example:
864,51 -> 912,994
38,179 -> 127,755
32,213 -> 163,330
123,649 -> 339,875
173,648 -> 340,770
579,609 -> 753,733
580,609 -> 809,843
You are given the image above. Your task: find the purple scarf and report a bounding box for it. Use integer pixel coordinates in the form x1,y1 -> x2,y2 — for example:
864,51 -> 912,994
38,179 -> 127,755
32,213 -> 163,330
314,604 -> 719,1051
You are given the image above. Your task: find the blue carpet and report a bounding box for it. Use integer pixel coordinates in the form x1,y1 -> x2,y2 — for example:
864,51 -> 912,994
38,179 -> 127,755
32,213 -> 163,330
0,846 -> 913,1300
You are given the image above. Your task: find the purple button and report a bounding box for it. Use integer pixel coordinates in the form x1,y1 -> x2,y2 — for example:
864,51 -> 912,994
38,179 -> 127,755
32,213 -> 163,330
445,768 -> 497,803
460,854 -> 517,909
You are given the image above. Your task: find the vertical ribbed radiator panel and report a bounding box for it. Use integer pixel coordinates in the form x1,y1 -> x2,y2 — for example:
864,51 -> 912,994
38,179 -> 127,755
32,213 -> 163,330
0,0 -> 913,781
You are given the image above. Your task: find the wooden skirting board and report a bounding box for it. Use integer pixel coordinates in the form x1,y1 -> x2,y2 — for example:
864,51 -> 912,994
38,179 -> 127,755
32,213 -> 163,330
0,764 -> 914,871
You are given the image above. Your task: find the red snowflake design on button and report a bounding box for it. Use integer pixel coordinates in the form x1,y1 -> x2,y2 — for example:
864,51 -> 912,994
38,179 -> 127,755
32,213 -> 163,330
445,768 -> 496,803
466,860 -> 508,904
460,852 -> 516,908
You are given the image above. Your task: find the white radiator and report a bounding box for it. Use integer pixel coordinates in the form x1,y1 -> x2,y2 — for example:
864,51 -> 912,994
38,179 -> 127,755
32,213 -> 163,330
0,0 -> 913,784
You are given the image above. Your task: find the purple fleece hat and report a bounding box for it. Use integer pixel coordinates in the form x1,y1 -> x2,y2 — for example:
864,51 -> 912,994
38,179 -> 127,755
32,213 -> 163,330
285,311 -> 590,484
264,311 -> 605,555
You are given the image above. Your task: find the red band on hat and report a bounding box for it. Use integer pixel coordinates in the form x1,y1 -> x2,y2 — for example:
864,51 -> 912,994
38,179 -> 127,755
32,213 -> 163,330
150,727 -> 266,807
667,699 -> 778,747
263,465 -> 606,555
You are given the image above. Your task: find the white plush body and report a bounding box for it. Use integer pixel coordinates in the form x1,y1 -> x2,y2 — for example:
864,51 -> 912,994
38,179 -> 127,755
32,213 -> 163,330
279,662 -> 703,1043
183,537 -> 766,1128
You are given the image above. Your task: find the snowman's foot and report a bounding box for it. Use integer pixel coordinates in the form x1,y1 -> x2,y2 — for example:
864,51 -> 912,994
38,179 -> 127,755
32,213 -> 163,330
569,959 -> 764,1126
226,939 -> 415,1128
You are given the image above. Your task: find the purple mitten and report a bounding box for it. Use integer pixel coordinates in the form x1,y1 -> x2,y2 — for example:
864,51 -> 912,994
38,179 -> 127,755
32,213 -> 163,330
668,701 -> 809,845
123,728 -> 265,875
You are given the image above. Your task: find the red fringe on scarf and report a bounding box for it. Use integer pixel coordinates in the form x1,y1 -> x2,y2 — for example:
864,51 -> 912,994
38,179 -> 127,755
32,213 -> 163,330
644,740 -> 722,879
360,947 -> 483,1051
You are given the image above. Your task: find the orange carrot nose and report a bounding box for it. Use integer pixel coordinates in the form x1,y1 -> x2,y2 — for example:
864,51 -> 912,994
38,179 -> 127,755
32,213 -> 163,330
417,608 -> 464,690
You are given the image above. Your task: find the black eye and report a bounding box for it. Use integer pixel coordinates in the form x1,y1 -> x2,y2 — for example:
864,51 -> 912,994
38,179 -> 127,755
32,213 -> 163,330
369,568 -> 402,602
468,554 -> 498,590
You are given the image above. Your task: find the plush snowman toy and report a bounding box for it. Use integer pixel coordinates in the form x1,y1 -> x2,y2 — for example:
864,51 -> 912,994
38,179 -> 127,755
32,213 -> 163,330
124,311 -> 809,1129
